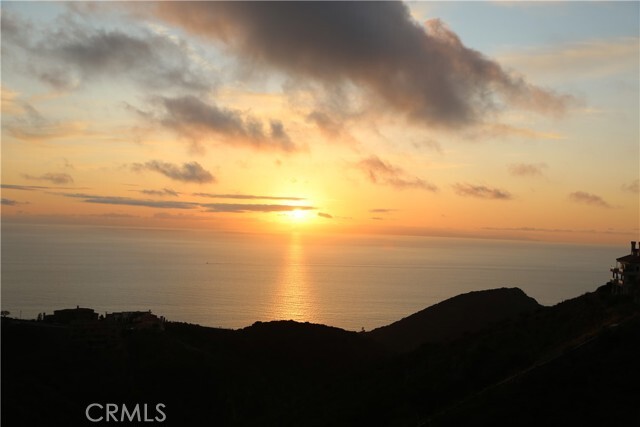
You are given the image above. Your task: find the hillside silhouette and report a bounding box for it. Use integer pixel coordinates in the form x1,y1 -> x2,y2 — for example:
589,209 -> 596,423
2,287 -> 639,426
367,287 -> 541,352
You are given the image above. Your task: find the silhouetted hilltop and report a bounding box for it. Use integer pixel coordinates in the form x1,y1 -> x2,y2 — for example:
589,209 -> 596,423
2,287 -> 639,426
367,287 -> 541,352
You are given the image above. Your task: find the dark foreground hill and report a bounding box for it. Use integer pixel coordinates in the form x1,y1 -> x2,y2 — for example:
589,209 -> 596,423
2,287 -> 639,426
367,287 -> 541,352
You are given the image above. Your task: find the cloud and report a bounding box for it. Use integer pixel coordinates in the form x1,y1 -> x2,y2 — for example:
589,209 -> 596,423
2,198 -> 20,206
2,97 -> 93,143
484,226 -> 629,236
467,123 -> 565,141
22,172 -> 74,185
88,212 -> 138,218
131,160 -> 215,183
484,226 -> 574,233
1,183 -> 85,192
193,193 -> 305,201
1,10 -> 210,92
356,156 -> 437,191
153,212 -> 210,221
621,179 -> 639,194
318,212 -> 333,219
568,191 -> 611,208
498,37 -> 640,82
453,183 -> 513,200
307,111 -> 346,139
138,188 -> 180,197
203,203 -> 315,213
369,208 -> 398,213
508,163 -> 547,177
145,1 -> 571,128
1,184 -> 49,191
61,194 -> 197,210
56,192 -> 315,215
150,95 -> 296,152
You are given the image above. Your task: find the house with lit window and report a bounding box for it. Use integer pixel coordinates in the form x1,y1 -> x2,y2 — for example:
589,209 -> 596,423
610,241 -> 640,294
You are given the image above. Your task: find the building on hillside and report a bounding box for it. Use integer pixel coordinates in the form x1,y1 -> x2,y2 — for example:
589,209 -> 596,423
610,241 -> 640,294
105,310 -> 165,331
44,306 -> 98,324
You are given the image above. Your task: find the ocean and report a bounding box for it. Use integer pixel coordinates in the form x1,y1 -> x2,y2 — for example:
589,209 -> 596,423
0,223 -> 622,331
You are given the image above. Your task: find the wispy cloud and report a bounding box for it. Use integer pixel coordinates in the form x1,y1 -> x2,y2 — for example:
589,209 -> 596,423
144,1 -> 571,128
621,179 -> 639,194
1,183 -> 83,191
453,183 -> 513,200
468,123 -> 565,141
138,188 -> 180,197
369,208 -> 398,213
485,226 -> 629,236
2,97 -> 94,143
56,192 -> 315,215
194,193 -> 305,201
89,212 -> 138,219
203,203 -> 315,213
568,191 -> 611,208
498,37 -> 640,82
508,163 -> 547,177
485,226 -> 574,233
318,212 -> 333,219
357,155 -> 438,191
131,160 -> 215,184
63,194 -> 197,210
22,172 -> 74,185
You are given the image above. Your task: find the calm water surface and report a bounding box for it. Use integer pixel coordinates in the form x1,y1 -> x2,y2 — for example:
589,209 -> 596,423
1,223 -> 621,330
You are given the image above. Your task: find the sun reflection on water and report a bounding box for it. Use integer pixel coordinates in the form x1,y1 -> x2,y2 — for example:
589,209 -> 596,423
269,233 -> 314,323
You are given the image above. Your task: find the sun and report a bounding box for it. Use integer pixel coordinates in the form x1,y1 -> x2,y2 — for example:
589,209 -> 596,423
287,208 -> 311,223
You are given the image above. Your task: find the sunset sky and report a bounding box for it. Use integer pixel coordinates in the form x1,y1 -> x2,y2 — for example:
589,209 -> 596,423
2,1 -> 638,244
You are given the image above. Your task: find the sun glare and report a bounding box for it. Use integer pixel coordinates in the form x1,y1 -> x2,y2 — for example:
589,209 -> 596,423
287,209 -> 310,223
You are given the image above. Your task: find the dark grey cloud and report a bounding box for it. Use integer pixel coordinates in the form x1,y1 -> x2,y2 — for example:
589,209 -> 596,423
22,172 -> 74,185
203,203 -> 315,213
194,193 -> 305,201
138,188 -> 180,197
131,160 -> 215,184
147,1 -> 571,128
508,162 -> 547,177
1,10 -> 210,92
153,95 -> 296,152
621,179 -> 639,194
317,212 -> 333,219
453,183 -> 513,200
568,191 -> 611,208
357,156 -> 437,191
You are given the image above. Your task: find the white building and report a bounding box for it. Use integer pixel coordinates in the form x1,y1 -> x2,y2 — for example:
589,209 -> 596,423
610,241 -> 640,294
